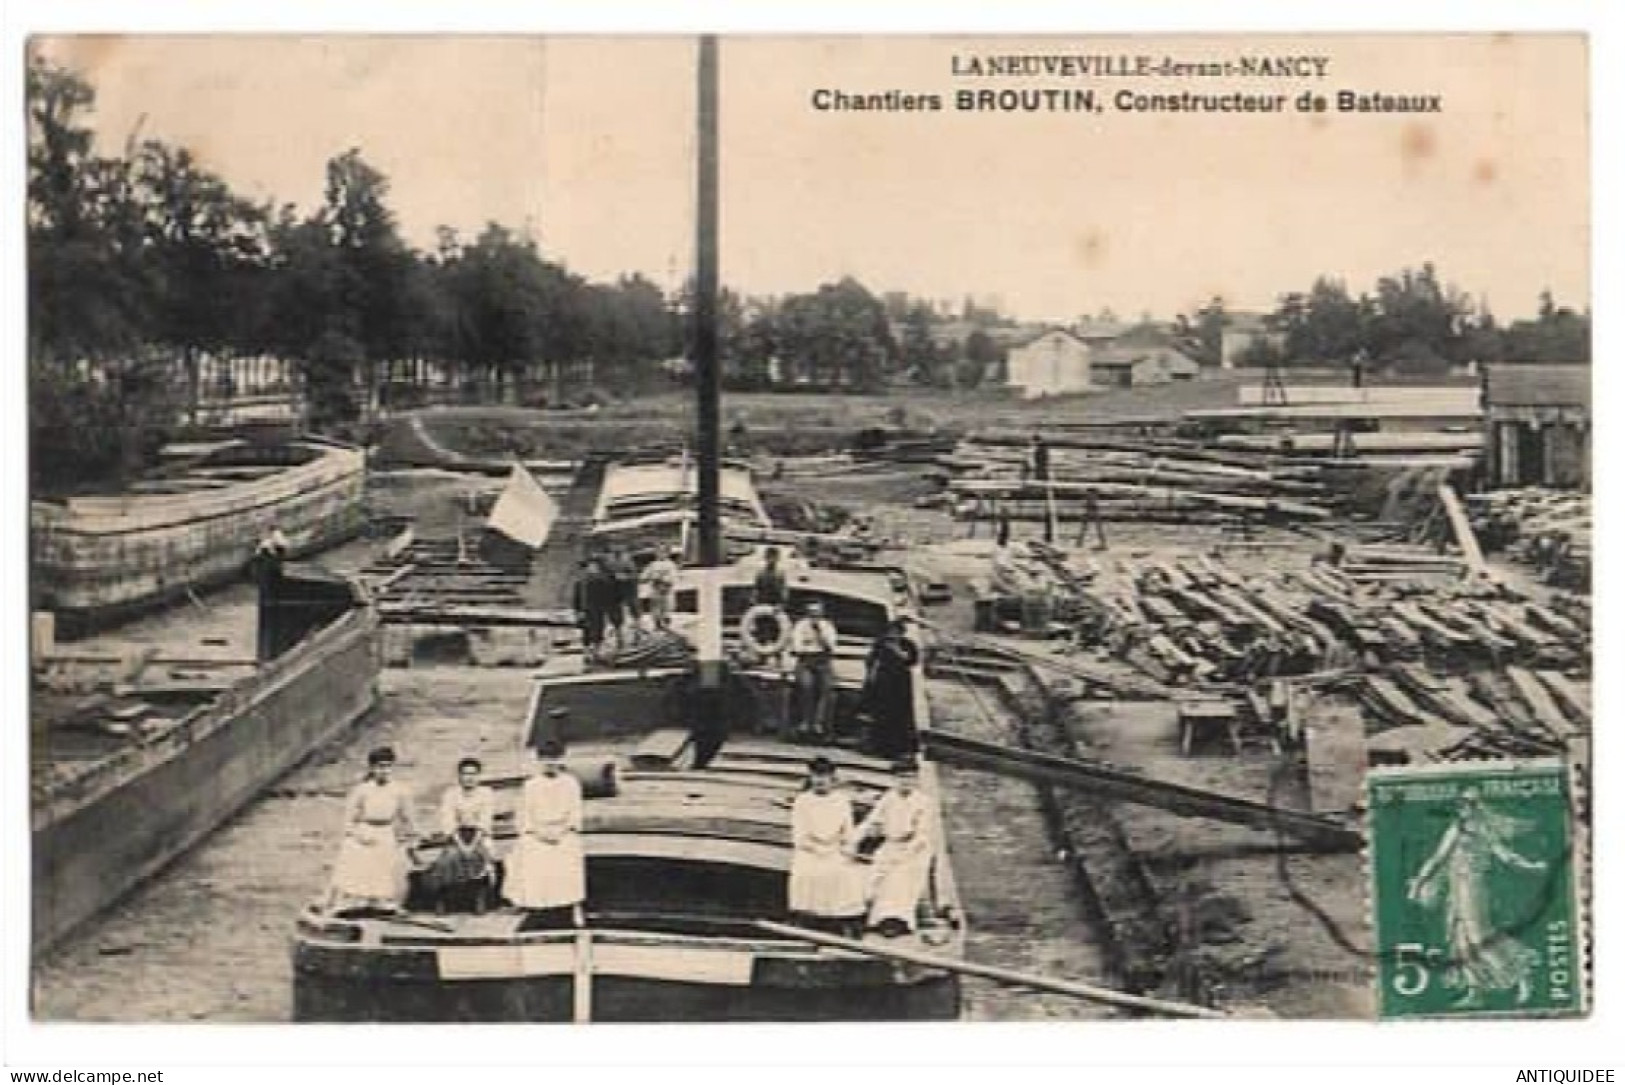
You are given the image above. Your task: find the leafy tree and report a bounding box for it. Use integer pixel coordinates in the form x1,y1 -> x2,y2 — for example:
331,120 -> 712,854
134,140 -> 268,419
1272,276 -> 1371,365
1366,263 -> 1470,371
898,301 -> 942,386
1503,291 -> 1590,363
27,53 -> 175,487
960,328 -> 1003,389
775,277 -> 895,392
1173,297 -> 1226,366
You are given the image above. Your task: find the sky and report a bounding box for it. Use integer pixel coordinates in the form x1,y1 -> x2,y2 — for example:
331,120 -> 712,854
34,34 -> 1589,323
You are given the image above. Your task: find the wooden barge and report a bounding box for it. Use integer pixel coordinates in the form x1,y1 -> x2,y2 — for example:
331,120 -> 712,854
291,556 -> 964,1022
31,439 -> 367,636
588,456 -> 772,562
32,569 -> 383,955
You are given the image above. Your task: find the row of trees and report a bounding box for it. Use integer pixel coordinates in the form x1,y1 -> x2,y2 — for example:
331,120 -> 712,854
1182,266 -> 1590,373
29,54 -> 971,487
27,55 -> 684,487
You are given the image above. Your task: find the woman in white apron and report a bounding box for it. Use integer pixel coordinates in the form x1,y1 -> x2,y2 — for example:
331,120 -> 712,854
856,757 -> 934,937
423,756 -> 499,912
505,740 -> 586,925
788,757 -> 867,936
327,747 -> 417,911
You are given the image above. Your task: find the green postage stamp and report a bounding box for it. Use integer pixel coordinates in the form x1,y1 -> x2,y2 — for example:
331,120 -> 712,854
1368,760 -> 1585,1019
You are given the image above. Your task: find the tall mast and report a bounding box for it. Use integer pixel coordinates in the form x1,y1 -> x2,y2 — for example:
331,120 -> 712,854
694,35 -> 723,567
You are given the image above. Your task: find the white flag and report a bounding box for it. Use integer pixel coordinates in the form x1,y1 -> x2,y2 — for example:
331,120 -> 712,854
486,463 -> 558,549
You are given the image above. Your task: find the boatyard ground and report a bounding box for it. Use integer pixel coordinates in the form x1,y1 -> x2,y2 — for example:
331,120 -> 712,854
33,382 -> 1587,1021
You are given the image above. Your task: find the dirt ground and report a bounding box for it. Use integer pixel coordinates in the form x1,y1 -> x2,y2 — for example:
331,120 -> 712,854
796,467 -> 1377,1019
30,667 -> 542,1021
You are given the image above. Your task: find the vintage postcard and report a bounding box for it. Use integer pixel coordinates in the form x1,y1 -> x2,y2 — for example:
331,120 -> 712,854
22,33 -> 1589,1027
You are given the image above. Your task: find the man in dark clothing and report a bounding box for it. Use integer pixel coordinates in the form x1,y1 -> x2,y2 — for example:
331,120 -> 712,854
573,556 -> 614,653
754,547 -> 789,609
862,618 -> 921,758
1029,434 -> 1051,482
606,546 -> 640,645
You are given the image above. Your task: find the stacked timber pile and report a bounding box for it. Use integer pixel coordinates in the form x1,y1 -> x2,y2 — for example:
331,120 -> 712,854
1467,488 -> 1592,591
943,436 -> 1333,527
1048,547 -> 1589,763
363,535 -> 575,628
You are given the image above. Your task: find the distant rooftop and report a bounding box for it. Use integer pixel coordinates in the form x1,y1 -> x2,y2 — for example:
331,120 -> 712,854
1483,363 -> 1591,409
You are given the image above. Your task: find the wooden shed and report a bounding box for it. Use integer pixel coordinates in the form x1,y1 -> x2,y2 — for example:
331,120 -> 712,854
1482,364 -> 1590,489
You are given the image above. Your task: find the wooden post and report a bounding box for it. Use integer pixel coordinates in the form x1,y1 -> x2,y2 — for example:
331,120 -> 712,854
693,35 -> 722,568
572,928 -> 593,1023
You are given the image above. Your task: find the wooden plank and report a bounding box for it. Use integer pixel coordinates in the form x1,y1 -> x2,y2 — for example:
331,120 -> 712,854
920,727 -> 1361,852
1506,667 -> 1577,738
1436,484 -> 1487,574
1537,671 -> 1591,729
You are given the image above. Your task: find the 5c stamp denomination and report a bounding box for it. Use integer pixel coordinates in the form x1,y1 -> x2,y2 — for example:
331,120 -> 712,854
1369,761 -> 1584,1019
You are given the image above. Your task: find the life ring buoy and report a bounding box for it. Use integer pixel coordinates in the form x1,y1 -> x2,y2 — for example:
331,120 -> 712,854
740,604 -> 790,656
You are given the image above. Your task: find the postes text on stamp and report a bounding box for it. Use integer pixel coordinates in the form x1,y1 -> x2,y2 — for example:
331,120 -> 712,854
1368,760 -> 1583,1019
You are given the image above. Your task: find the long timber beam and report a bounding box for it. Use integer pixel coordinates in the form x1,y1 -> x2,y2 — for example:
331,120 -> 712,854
921,728 -> 1363,853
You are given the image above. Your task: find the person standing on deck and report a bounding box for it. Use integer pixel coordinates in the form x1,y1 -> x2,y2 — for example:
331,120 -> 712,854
326,747 -> 417,912
861,617 -> 921,759
574,556 -> 619,656
754,546 -> 788,611
640,546 -> 681,632
258,523 -> 291,561
505,740 -> 586,927
597,552 -> 627,651
423,757 -> 498,913
856,757 -> 934,937
572,557 -> 601,653
788,757 -> 867,937
1028,433 -> 1051,482
789,600 -> 839,742
607,545 -> 641,645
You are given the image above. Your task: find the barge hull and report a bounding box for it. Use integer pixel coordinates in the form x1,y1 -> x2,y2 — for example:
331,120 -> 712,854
32,443 -> 366,637
293,961 -> 959,1022
31,607 -> 381,956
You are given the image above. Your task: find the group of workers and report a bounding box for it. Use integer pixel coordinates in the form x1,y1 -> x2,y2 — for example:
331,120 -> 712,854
325,741 -> 588,925
325,745 -> 938,939
789,755 -> 938,937
573,544 -> 681,654
756,547 -> 919,758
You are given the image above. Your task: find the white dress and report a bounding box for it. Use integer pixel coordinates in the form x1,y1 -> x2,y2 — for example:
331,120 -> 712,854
788,789 -> 867,917
506,772 -> 586,909
328,779 -> 414,905
859,787 -> 934,929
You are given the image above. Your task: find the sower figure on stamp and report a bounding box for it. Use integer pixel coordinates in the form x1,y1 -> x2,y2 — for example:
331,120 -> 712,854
327,747 -> 418,913
788,757 -> 867,938
861,616 -> 920,759
856,757 -> 934,937
506,740 -> 586,928
1406,786 -> 1549,1008
422,756 -> 499,914
788,600 -> 838,742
